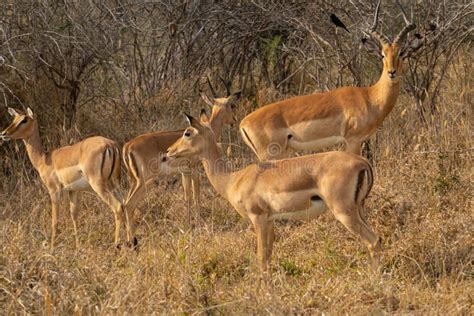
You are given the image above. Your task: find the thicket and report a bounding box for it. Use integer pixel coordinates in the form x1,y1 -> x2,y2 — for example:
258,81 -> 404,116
0,1 -> 471,150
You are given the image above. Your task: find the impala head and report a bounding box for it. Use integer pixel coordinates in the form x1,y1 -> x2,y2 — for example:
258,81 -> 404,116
1,107 -> 36,142
201,75 -> 241,126
200,90 -> 241,126
363,0 -> 421,83
167,113 -> 215,160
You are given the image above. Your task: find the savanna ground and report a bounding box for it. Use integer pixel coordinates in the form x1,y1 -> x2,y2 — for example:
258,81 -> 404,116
1,74 -> 472,314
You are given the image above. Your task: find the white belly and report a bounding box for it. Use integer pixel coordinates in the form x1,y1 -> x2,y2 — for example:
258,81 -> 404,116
287,119 -> 345,151
56,165 -> 92,191
288,136 -> 345,151
63,176 -> 91,191
269,199 -> 327,221
265,188 -> 319,214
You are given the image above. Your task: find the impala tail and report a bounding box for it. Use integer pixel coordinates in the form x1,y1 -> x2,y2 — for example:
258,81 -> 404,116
354,162 -> 374,205
101,146 -> 121,181
101,145 -> 123,201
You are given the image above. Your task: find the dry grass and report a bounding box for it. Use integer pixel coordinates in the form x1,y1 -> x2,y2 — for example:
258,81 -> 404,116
1,73 -> 473,314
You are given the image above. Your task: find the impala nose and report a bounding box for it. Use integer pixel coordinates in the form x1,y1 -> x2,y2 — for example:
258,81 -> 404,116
388,70 -> 396,79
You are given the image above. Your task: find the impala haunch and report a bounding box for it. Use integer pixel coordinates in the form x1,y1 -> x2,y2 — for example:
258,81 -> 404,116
167,113 -> 381,271
240,0 -> 423,160
0,108 -> 130,249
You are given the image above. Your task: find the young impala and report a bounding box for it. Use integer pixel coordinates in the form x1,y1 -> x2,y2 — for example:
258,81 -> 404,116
167,113 -> 381,271
122,88 -> 240,238
240,0 -> 423,160
0,108 -> 127,249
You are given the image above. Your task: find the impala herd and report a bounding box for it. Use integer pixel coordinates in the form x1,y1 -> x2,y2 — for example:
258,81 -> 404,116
0,2 -> 423,272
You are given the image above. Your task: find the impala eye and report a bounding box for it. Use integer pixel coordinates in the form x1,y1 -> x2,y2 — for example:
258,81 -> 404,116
20,117 -> 28,124
184,130 -> 191,137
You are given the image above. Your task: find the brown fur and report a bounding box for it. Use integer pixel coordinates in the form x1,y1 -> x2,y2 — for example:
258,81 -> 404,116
167,116 -> 380,271
122,92 -> 240,239
0,109 -> 126,249
240,42 -> 407,160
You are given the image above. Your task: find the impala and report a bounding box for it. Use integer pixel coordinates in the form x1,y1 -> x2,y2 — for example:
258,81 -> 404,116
240,0 -> 423,160
0,108 -> 127,249
167,113 -> 381,271
122,88 -> 240,237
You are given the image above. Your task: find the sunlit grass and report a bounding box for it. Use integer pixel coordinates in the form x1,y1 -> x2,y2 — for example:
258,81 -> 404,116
1,71 -> 472,313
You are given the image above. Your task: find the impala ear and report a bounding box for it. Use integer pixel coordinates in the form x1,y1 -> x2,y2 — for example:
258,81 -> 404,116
7,107 -> 20,117
199,90 -> 214,107
27,107 -> 34,118
226,91 -> 241,105
362,37 -> 382,58
199,108 -> 210,123
400,33 -> 424,60
231,91 -> 241,100
184,112 -> 193,125
184,112 -> 201,128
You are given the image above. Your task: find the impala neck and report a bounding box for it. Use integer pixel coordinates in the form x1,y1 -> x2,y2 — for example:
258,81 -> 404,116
23,124 -> 46,172
369,68 -> 401,117
199,140 -> 233,200
208,112 -> 225,138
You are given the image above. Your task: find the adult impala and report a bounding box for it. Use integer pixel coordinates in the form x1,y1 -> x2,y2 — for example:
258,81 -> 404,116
0,108 -> 128,249
240,1 -> 422,160
122,88 -> 240,236
167,113 -> 381,271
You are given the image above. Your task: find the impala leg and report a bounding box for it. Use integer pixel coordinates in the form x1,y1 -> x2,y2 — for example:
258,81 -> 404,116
124,205 -> 137,249
91,182 -> 125,247
125,178 -> 156,249
251,215 -> 271,271
191,171 -> 201,209
357,207 -> 381,269
332,206 -> 381,271
125,179 -> 147,213
266,221 -> 276,260
358,204 -> 370,226
112,205 -> 125,247
124,176 -> 137,204
182,173 -> 192,228
191,171 -> 201,227
68,191 -> 80,249
49,192 -> 61,250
